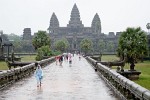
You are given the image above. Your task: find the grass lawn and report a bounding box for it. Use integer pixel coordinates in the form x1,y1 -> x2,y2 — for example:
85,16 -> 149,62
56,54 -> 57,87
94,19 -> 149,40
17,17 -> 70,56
124,61 -> 150,90
0,61 -> 8,70
0,55 -> 36,70
20,55 -> 36,62
102,55 -> 150,90
101,55 -> 119,61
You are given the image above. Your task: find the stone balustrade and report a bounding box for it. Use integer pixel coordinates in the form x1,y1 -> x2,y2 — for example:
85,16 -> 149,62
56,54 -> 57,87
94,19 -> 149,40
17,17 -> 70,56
86,56 -> 150,100
0,57 -> 55,90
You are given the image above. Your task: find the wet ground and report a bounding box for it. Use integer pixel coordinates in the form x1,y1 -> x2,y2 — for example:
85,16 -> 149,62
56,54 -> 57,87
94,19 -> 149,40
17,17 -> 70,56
0,55 -> 118,100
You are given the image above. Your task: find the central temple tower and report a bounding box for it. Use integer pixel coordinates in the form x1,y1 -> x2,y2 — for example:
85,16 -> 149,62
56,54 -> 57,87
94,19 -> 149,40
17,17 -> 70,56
67,4 -> 84,28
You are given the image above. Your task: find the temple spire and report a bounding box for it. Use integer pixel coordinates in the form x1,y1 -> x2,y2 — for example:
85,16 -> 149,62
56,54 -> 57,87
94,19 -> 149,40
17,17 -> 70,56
47,12 -> 59,34
67,3 -> 84,28
91,13 -> 101,34
49,12 -> 59,28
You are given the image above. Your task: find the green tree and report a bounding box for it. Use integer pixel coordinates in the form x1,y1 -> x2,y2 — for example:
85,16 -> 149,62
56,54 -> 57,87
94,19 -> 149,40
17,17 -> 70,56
62,38 -> 69,50
32,31 -> 50,50
54,38 -> 69,52
7,33 -> 21,42
98,40 -> 105,60
117,27 -> 148,71
22,40 -> 35,53
98,40 -> 105,53
12,40 -> 22,52
40,45 -> 51,56
80,38 -> 93,55
36,45 -> 51,61
106,41 -> 114,52
36,48 -> 43,61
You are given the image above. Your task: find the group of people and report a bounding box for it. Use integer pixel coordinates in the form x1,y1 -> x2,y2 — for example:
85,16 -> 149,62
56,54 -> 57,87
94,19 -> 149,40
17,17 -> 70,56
34,53 -> 82,87
55,53 -> 72,66
55,55 -> 63,66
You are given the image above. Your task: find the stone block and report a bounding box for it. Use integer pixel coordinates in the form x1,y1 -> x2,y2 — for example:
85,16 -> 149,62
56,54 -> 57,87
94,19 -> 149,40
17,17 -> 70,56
143,91 -> 150,100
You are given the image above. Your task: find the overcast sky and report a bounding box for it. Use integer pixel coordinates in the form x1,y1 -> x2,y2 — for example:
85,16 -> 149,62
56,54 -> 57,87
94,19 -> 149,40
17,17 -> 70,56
0,0 -> 150,35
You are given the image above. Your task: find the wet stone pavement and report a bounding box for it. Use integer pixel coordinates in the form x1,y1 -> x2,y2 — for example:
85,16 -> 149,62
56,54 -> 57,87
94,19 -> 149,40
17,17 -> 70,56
0,55 -> 118,100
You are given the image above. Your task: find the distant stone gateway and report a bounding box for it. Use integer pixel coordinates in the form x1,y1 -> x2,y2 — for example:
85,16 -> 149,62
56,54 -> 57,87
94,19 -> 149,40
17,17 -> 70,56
47,3 -> 120,53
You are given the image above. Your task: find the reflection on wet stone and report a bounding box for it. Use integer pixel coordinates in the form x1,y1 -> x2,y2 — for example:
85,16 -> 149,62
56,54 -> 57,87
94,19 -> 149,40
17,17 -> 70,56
0,55 -> 118,100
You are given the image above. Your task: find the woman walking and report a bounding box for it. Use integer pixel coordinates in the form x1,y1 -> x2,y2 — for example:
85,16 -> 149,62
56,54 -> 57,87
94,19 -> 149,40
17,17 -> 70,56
35,62 -> 43,87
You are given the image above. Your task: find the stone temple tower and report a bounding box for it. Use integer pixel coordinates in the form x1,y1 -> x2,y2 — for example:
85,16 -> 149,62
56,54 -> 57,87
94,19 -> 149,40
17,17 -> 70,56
91,13 -> 101,34
67,3 -> 84,30
23,28 -> 32,40
48,12 -> 59,34
67,4 -> 84,34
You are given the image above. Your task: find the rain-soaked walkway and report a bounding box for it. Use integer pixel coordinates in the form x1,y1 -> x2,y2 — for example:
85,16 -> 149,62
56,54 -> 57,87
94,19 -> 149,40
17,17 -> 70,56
0,54 -> 118,100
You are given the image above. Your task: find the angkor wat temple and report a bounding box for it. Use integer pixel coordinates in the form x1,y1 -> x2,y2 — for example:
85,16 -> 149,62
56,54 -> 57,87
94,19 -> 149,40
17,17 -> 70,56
47,3 -> 120,53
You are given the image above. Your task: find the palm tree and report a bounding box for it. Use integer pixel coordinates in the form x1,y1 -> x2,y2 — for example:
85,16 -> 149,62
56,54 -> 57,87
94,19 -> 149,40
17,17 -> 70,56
117,27 -> 148,71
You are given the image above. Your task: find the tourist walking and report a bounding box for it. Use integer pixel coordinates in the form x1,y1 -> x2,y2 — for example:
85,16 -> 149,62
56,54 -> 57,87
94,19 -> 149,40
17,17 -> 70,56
59,55 -> 63,66
68,53 -> 72,65
66,54 -> 68,61
55,56 -> 59,65
35,62 -> 43,87
69,57 -> 72,65
79,54 -> 81,61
